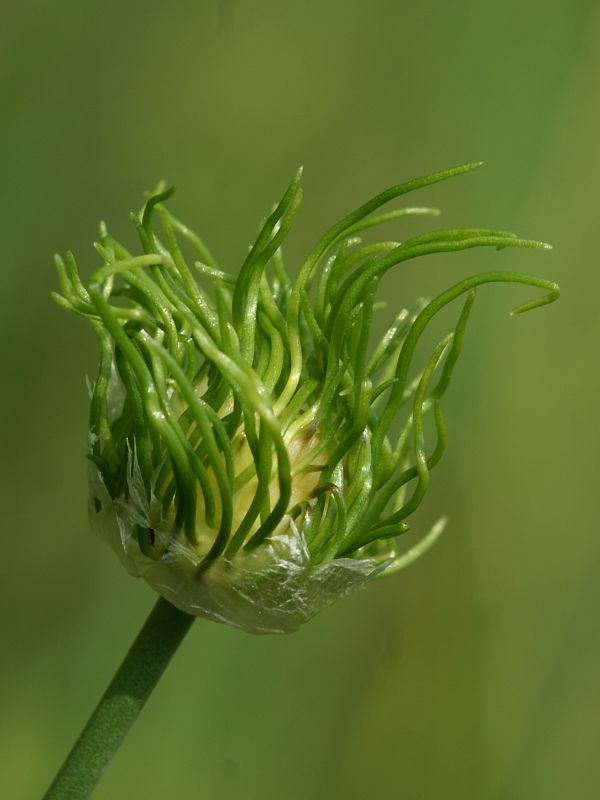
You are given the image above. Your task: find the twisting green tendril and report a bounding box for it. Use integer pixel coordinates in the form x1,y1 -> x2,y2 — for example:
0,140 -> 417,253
53,163 -> 559,633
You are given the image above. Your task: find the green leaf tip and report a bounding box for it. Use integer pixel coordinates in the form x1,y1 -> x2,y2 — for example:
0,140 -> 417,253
54,164 -> 558,633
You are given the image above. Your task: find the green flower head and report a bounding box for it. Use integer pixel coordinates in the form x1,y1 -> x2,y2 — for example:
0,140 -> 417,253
54,163 -> 558,633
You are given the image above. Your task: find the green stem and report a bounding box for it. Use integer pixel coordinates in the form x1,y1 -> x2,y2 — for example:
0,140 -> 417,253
43,597 -> 195,799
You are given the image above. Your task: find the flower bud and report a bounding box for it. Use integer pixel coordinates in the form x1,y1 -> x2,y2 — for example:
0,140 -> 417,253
53,165 -> 558,633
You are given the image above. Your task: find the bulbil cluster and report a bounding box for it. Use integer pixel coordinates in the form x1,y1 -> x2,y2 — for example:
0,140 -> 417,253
53,164 -> 558,632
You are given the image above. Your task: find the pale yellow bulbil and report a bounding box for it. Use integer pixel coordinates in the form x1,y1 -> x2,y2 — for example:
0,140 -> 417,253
193,422 -> 328,558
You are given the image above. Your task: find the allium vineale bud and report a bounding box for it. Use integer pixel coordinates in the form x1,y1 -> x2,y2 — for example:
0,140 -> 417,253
53,164 -> 558,633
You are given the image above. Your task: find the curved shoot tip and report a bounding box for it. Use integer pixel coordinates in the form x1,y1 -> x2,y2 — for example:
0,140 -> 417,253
147,181 -> 176,201
50,291 -> 71,309
141,184 -> 176,233
148,185 -> 176,205
287,167 -> 304,195
455,160 -> 484,174
495,237 -> 553,252
418,161 -> 484,189
510,280 -> 560,315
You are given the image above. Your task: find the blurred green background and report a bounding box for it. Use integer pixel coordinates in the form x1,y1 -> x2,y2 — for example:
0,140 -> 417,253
2,1 -> 599,797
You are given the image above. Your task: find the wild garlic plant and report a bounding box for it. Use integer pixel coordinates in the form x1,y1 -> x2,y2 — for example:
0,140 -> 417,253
45,163 -> 558,799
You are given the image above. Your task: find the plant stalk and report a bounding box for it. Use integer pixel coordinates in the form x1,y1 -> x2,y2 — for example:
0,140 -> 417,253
43,597 -> 195,799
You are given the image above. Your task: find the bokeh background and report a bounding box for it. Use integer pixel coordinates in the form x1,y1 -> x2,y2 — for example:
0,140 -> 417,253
2,1 -> 599,797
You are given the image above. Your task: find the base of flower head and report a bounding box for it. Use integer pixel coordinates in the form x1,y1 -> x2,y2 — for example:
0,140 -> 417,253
89,459 -> 390,634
